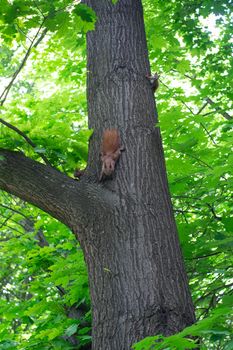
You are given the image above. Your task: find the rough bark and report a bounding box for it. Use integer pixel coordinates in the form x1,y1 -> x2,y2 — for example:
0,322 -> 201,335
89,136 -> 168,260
0,149 -> 118,230
0,0 -> 196,349
80,0 -> 196,349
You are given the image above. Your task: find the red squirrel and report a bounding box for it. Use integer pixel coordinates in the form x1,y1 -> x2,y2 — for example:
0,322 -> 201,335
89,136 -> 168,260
100,129 -> 124,181
146,73 -> 159,93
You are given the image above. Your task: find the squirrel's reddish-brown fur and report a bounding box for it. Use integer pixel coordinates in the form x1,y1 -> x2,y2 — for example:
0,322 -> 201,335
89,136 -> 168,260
100,129 -> 124,181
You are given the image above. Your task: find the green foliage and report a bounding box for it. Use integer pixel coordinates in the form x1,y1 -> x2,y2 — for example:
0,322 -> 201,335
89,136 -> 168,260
0,0 -> 232,349
0,198 -> 91,349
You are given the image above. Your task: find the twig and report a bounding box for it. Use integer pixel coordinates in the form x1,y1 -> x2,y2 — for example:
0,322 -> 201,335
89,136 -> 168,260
206,203 -> 222,221
160,80 -> 217,145
0,118 -> 51,165
0,19 -> 46,105
32,0 -> 46,19
200,122 -> 217,145
175,209 -> 201,215
195,282 -> 233,304
15,23 -> 33,43
0,214 -> 13,229
201,111 -> 215,117
173,195 -> 202,200
197,101 -> 208,115
185,152 -> 213,169
178,98 -> 216,145
174,70 -> 232,120
34,28 -> 48,47
205,97 -> 232,120
2,223 -> 24,234
0,203 -> 31,219
199,294 -> 217,319
188,251 -> 222,260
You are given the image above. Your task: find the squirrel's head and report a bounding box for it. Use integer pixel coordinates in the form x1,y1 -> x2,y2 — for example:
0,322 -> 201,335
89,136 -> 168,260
102,156 -> 115,176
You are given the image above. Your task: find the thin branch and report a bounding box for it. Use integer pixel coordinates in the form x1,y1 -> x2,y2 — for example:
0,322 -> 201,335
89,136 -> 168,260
15,23 -> 33,43
185,152 -> 213,169
175,209 -> 201,215
162,82 -> 217,145
196,102 -> 217,145
199,122 -> 217,145
173,195 -> 202,200
0,203 -> 30,220
201,111 -> 215,117
34,28 -> 48,47
0,19 -> 46,105
205,97 -> 232,120
171,70 -> 232,120
181,99 -> 195,115
0,3 -> 79,167
189,251 -> 223,260
195,282 -> 233,304
197,101 -> 208,115
206,203 -> 222,221
0,19 -> 51,166
3,223 -> 24,234
0,214 -> 13,229
32,0 -> 46,19
0,118 -> 51,166
177,98 -> 216,144
199,294 -> 217,319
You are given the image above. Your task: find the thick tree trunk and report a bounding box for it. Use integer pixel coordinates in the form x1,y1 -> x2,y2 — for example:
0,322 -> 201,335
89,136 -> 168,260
0,0 -> 196,349
79,0 -> 196,349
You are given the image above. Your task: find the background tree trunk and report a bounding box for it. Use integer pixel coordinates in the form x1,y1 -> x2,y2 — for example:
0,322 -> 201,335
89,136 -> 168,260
79,0 -> 196,349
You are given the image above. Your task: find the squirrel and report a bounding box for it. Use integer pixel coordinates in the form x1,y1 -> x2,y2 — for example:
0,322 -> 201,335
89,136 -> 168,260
146,73 -> 159,93
100,129 -> 124,181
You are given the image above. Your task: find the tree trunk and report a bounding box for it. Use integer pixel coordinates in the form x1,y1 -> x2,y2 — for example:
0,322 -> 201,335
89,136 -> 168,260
79,0 -> 196,349
0,0 -> 196,349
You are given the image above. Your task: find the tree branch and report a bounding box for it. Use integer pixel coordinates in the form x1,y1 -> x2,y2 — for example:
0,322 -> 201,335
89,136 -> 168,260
0,203 -> 31,220
170,70 -> 232,120
205,97 -> 232,121
0,19 -> 51,165
0,20 -> 46,106
0,149 -> 118,229
195,282 -> 233,304
0,214 -> 13,229
0,117 -> 51,166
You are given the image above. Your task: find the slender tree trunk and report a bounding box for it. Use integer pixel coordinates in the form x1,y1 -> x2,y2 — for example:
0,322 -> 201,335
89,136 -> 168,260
78,0 -> 196,349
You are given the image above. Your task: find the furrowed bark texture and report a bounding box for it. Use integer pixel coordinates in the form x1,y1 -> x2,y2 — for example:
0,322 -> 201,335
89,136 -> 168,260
0,149 -> 117,230
0,0 -> 196,349
80,0 -> 196,349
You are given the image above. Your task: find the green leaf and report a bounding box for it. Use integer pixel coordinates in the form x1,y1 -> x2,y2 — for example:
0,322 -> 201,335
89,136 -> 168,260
222,217 -> 233,232
224,340 -> 233,350
65,324 -> 78,337
34,147 -> 46,154
73,4 -> 96,23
